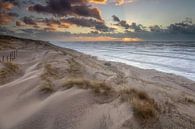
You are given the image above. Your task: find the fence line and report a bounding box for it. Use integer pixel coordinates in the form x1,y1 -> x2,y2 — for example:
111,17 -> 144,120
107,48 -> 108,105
0,49 -> 18,63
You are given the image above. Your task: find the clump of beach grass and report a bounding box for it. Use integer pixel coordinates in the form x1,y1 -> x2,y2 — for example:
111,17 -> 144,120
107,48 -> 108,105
0,62 -> 20,84
178,96 -> 195,104
63,78 -> 112,96
120,88 -> 158,120
41,64 -> 59,79
184,97 -> 195,104
40,64 -> 57,93
40,79 -> 54,93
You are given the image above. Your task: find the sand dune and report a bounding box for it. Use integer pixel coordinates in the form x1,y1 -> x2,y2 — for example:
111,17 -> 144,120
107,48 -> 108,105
0,35 -> 195,129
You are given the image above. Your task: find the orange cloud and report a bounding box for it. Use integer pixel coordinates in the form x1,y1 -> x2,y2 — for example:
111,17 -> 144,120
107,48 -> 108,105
65,36 -> 143,42
0,12 -> 13,25
0,2 -> 14,10
89,0 -> 107,4
116,0 -> 134,6
89,0 -> 134,5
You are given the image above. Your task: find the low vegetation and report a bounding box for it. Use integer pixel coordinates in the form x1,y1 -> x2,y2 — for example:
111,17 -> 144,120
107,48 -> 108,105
184,97 -> 195,104
41,64 -> 59,79
67,58 -> 82,77
120,89 -> 158,120
40,64 -> 57,93
0,62 -> 20,84
63,78 -> 112,96
40,79 -> 54,93
0,40 -> 15,50
40,63 -> 158,120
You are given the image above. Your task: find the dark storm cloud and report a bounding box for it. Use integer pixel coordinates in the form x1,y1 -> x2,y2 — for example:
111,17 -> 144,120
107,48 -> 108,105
19,16 -> 114,32
130,22 -> 146,32
28,0 -> 102,20
112,15 -> 120,22
0,11 -> 17,25
63,17 -> 114,32
22,16 -> 37,25
112,15 -> 145,32
167,18 -> 195,34
149,25 -> 163,32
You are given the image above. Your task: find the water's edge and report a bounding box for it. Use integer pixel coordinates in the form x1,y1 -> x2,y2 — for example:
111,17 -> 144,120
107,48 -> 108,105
51,41 -> 195,81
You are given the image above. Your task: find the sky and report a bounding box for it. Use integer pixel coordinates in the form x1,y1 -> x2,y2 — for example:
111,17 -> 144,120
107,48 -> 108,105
0,0 -> 195,41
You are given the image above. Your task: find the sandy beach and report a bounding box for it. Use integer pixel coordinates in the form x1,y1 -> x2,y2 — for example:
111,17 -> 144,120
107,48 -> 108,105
0,35 -> 195,129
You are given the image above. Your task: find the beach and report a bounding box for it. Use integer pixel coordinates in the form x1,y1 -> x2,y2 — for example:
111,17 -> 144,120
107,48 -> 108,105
0,35 -> 195,129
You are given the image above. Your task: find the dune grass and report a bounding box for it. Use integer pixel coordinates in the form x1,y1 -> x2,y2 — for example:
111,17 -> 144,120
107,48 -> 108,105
120,89 -> 158,120
40,79 -> 54,93
184,97 -> 195,104
67,58 -> 82,77
0,40 -> 15,50
63,78 -> 112,96
40,64 -> 57,93
0,62 -> 20,84
41,64 -> 59,79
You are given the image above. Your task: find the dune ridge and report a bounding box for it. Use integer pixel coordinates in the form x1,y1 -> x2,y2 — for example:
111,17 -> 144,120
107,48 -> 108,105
0,35 -> 195,129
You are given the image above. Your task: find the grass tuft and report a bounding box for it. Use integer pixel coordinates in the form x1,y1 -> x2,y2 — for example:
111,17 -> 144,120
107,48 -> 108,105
41,64 -> 59,79
183,97 -> 195,104
40,64 -> 57,93
0,62 -> 20,84
40,80 -> 54,93
63,78 -> 112,95
120,88 -> 158,120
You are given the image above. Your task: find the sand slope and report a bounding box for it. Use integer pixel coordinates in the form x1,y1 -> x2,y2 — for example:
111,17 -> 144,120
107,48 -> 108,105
0,35 -> 195,129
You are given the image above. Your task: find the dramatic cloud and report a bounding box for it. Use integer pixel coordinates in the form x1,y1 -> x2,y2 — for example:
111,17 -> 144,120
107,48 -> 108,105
28,0 -> 102,20
63,17 -> 114,32
0,12 -> 17,25
0,0 -> 18,25
22,16 -> 37,25
19,16 -> 113,32
149,25 -> 163,32
112,15 -> 145,32
167,18 -> 195,34
112,15 -> 120,22
89,0 -> 107,4
0,1 -> 14,10
115,0 -> 134,6
89,0 -> 134,5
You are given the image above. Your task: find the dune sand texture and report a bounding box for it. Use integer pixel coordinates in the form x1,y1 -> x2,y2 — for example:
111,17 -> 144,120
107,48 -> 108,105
0,35 -> 195,129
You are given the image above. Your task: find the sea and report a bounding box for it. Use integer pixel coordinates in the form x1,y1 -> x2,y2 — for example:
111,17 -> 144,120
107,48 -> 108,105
51,41 -> 195,81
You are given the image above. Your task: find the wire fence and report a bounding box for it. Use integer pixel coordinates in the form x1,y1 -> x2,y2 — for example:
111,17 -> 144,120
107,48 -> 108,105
0,49 -> 18,63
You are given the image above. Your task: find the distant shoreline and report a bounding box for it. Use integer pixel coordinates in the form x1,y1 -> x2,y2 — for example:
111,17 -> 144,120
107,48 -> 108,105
51,40 -> 195,81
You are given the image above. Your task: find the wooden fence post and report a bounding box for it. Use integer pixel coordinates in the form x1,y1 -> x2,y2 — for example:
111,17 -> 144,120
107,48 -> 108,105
14,51 -> 16,59
7,56 -> 9,62
16,49 -> 17,57
10,53 -> 12,62
2,56 -> 4,62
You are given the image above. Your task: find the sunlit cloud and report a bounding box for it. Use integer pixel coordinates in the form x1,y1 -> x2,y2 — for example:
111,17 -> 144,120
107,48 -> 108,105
89,0 -> 135,5
0,12 -> 14,25
115,0 -> 134,6
0,2 -> 14,10
65,36 -> 143,42
89,0 -> 107,4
